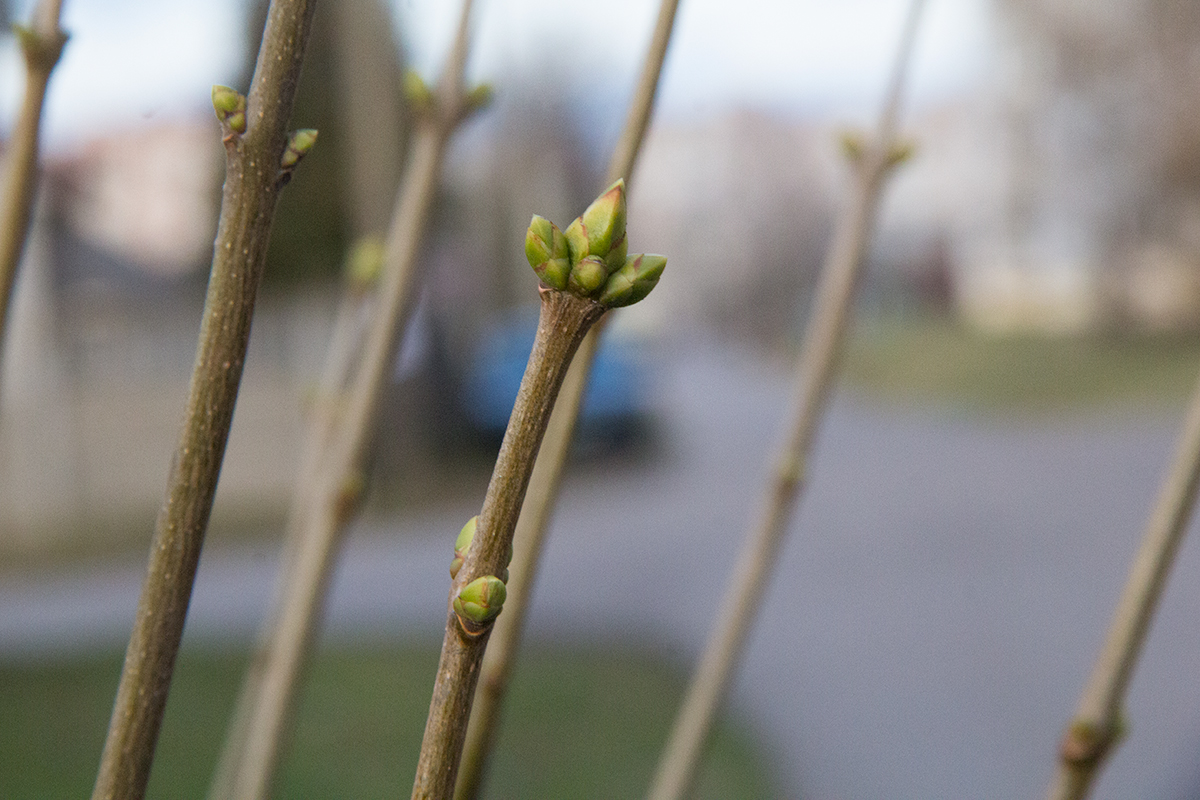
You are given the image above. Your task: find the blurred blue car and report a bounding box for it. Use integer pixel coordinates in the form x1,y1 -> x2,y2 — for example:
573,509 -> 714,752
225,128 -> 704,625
459,306 -> 652,447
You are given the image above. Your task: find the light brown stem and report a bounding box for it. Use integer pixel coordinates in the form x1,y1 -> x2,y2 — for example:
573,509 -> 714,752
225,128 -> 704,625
452,4 -> 681,798
412,289 -> 607,800
207,4 -> 478,799
0,0 -> 66,397
645,3 -> 925,799
1044,367 -> 1200,800
89,3 -> 316,799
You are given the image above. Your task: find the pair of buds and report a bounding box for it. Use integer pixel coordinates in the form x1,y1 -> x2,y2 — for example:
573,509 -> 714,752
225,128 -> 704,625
450,516 -> 509,636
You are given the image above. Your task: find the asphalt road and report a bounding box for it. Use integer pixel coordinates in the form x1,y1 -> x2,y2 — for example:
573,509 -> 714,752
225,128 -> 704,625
4,339 -> 1200,800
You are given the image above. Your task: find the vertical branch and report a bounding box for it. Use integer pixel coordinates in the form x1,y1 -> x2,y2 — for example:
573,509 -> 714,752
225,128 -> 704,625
452,5 -> 681,798
645,3 -> 925,799
1045,372 -> 1200,800
412,290 -> 608,800
90,3 -> 317,799
207,3 -> 484,799
0,0 -> 66,396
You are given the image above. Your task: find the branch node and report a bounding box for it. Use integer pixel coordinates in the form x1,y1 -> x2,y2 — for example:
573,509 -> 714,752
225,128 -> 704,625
13,23 -> 68,71
278,128 -> 318,185
1058,715 -> 1126,767
212,85 -> 247,138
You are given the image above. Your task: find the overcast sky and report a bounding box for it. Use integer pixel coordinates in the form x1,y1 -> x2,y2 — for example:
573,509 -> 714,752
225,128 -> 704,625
0,0 -> 992,151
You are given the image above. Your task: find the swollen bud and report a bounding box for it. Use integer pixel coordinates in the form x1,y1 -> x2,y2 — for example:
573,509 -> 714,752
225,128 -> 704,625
598,253 -> 667,308
564,179 -> 627,267
449,516 -> 478,580
404,70 -> 434,116
345,236 -> 385,292
212,85 -> 247,135
568,255 -> 609,297
281,129 -> 319,170
453,575 -> 507,635
464,83 -> 494,115
525,216 -> 570,290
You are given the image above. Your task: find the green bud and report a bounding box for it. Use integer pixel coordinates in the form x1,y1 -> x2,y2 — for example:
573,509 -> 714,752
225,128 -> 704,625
580,179 -> 627,260
345,236 -> 385,291
464,83 -> 494,114
404,70 -> 434,115
887,139 -> 916,168
212,85 -> 247,134
454,575 -> 506,629
449,516 -> 478,579
568,255 -> 609,297
605,232 -> 628,273
563,216 -> 589,266
598,253 -> 667,308
839,131 -> 865,164
281,128 -> 319,170
525,216 -> 570,290
13,24 -> 67,70
563,179 -> 627,266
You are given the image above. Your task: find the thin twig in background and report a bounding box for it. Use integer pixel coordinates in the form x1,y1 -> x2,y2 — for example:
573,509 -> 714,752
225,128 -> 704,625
89,2 -> 317,798
645,2 -> 925,798
1045,376 -> 1200,800
453,3 -> 681,798
205,3 -> 486,798
0,0 -> 67,398
204,241 -> 380,800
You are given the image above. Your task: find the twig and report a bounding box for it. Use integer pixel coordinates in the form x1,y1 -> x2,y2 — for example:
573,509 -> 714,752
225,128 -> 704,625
205,4 -> 485,798
89,3 -> 317,799
413,181 -> 666,797
1044,373 -> 1200,800
645,3 -> 925,798
453,3 -> 680,798
0,0 -> 66,397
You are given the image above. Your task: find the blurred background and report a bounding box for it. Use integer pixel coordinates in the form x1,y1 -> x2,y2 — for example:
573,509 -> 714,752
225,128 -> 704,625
4,0 -> 1200,797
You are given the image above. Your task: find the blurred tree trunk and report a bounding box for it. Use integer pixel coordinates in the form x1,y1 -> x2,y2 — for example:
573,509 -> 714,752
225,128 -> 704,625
242,0 -> 408,285
329,0 -> 408,238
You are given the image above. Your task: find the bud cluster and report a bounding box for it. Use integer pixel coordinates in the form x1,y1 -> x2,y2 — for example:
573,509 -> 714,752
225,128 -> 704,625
524,179 -> 666,308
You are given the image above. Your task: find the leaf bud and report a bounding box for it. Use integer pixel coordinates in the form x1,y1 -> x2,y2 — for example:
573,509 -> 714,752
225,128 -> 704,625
525,215 -> 570,290
281,128 -> 319,170
564,179 -> 627,266
568,255 -> 609,297
598,253 -> 667,308
453,575 -> 507,633
449,516 -> 478,580
212,85 -> 247,134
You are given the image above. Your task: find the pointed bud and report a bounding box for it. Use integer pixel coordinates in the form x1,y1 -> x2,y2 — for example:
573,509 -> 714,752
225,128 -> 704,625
839,131 -> 865,164
525,216 -> 570,290
212,85 -> 247,134
13,25 -> 67,70
605,231 -> 628,273
449,516 -> 478,580
345,236 -> 385,291
598,253 -> 667,308
454,575 -> 507,632
563,216 -> 589,266
464,83 -> 494,115
281,129 -> 318,170
887,139 -> 916,168
568,255 -> 609,297
580,179 -> 627,260
404,70 -> 434,116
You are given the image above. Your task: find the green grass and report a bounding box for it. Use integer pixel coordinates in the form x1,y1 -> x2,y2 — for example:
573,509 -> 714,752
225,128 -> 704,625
0,641 -> 782,799
843,314 -> 1200,411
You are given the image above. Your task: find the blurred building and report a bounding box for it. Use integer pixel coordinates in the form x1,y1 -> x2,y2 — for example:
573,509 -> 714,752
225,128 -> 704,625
959,0 -> 1200,333
0,120 -> 316,542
